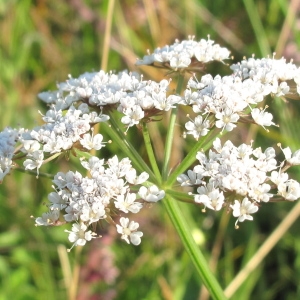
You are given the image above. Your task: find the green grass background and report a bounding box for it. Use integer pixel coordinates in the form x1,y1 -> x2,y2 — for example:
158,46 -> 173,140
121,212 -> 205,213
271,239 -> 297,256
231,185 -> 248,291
1,0 -> 300,299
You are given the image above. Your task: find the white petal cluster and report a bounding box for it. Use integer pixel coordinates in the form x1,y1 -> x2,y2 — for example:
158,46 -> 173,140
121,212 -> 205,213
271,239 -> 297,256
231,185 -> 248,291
116,217 -> 143,245
277,179 -> 300,201
36,155 -> 165,248
22,105 -> 105,154
230,197 -> 259,228
0,127 -> 21,182
185,115 -> 210,140
178,138 -> 300,226
136,36 -> 230,70
35,210 -> 60,226
281,146 -> 300,166
180,55 -> 300,138
230,56 -> 299,97
38,71 -> 181,130
23,150 -> 44,175
181,74 -> 268,137
65,223 -> 97,251
6,35 -> 300,246
138,185 -> 165,202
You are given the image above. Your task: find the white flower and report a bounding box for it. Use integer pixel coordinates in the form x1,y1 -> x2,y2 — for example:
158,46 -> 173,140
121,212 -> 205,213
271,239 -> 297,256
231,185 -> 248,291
270,171 -> 289,186
116,217 -> 143,245
106,156 -> 132,178
231,57 -> 298,88
65,223 -> 97,251
80,133 -> 105,150
138,185 -> 165,202
0,128 -> 19,182
153,94 -> 181,111
136,37 -> 230,70
48,191 -> 68,210
42,134 -> 67,153
35,210 -> 60,226
278,179 -> 300,201
38,154 -> 159,248
215,108 -> 239,132
248,183 -> 272,202
195,186 -> 224,211
28,104 -> 107,154
251,108 -> 275,128
177,170 -> 203,186
230,197 -> 258,227
0,157 -> 13,182
79,203 -> 106,224
21,140 -> 40,154
125,169 -> 149,184
114,193 -> 143,213
180,88 -> 199,105
185,115 -> 210,140
38,91 -> 61,104
64,203 -> 80,222
275,81 -> 290,97
282,146 -> 300,165
23,150 -> 44,175
170,52 -> 191,69
121,105 -> 144,127
83,159 -> 106,182
182,137 -> 290,210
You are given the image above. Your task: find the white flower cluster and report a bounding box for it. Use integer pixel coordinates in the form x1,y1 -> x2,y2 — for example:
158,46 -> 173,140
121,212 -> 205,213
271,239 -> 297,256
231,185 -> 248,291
0,127 -> 21,182
2,36 -> 300,248
136,36 -> 230,70
26,104 -> 107,153
177,138 -> 300,227
181,55 -> 300,139
19,104 -> 107,175
230,56 -> 299,97
181,74 -> 268,138
38,71 -> 181,130
35,155 -> 165,249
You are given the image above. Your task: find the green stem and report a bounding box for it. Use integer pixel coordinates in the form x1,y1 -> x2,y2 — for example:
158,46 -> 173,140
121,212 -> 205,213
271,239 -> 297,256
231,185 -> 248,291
105,115 -> 156,182
165,189 -> 196,205
161,106 -> 178,180
142,122 -> 162,183
162,74 -> 185,181
167,128 -> 220,187
166,189 -> 194,204
14,167 -> 54,178
163,194 -> 227,300
42,152 -> 62,165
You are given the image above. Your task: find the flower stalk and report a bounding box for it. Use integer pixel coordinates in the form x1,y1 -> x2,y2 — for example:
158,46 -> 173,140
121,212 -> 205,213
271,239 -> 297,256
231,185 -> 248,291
163,194 -> 227,300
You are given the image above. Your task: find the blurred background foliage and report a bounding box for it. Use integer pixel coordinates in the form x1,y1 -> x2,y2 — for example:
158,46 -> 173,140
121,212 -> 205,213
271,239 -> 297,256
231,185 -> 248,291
1,0 -> 300,299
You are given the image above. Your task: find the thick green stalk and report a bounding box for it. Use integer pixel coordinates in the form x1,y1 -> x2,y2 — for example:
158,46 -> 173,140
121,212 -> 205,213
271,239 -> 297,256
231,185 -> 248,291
142,122 -> 162,183
161,106 -> 178,181
163,194 -> 227,300
160,73 -> 226,299
161,74 -> 185,181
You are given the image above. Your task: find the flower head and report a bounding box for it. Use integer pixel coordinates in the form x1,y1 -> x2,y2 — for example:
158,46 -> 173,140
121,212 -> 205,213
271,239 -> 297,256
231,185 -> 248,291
138,185 -> 165,202
116,217 -> 143,245
178,137 -> 299,226
65,223 -> 97,251
0,127 -> 21,182
136,36 -> 230,71
230,198 -> 259,228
